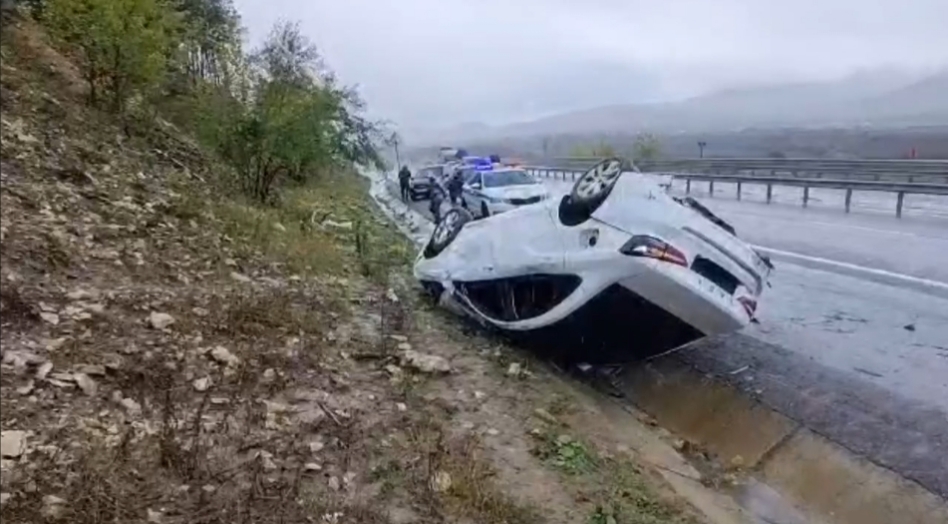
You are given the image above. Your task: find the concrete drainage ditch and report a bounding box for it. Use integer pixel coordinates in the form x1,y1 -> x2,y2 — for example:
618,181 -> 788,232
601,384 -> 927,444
360,169 -> 948,524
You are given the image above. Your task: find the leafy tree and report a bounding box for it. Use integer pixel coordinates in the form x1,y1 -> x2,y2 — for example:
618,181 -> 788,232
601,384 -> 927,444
631,132 -> 662,162
177,0 -> 241,85
40,2 -> 382,203
192,20 -> 384,202
45,0 -> 180,112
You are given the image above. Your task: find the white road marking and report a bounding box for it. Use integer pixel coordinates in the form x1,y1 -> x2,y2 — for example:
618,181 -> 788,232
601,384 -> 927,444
707,208 -> 948,241
753,245 -> 948,292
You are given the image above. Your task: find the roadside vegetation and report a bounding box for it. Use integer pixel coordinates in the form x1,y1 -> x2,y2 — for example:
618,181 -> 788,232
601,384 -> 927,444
569,132 -> 663,163
1,1 -> 714,523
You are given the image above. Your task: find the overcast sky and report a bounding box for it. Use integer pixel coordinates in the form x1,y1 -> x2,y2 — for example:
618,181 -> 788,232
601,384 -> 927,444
233,0 -> 948,132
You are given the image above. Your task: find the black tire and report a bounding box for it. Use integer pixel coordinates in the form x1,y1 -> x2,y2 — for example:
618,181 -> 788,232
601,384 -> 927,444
423,207 -> 473,259
480,201 -> 490,219
558,157 -> 624,226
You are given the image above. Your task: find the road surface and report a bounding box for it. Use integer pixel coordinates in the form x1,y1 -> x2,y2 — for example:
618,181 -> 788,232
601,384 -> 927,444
382,173 -> 948,499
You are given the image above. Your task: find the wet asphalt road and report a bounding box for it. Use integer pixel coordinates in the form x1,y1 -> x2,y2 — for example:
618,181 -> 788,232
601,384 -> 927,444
385,179 -> 948,499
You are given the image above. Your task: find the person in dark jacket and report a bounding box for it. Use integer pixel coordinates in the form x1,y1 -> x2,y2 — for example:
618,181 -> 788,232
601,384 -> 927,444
398,165 -> 411,201
447,169 -> 464,205
428,172 -> 448,223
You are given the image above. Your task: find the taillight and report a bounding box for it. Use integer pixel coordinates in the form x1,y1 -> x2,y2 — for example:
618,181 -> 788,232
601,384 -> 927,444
619,235 -> 689,267
737,296 -> 757,318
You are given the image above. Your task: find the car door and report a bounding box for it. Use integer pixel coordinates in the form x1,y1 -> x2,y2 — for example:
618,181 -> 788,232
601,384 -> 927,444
462,171 -> 484,209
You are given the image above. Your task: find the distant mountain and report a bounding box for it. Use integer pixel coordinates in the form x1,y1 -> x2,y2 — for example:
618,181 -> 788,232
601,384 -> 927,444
413,69 -> 948,145
859,71 -> 948,123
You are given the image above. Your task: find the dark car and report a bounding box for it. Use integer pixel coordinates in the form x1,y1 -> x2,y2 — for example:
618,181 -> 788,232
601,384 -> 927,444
409,165 -> 444,200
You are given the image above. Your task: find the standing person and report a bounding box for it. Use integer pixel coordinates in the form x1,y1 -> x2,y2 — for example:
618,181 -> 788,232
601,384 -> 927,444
428,171 -> 447,224
447,169 -> 464,205
398,165 -> 412,201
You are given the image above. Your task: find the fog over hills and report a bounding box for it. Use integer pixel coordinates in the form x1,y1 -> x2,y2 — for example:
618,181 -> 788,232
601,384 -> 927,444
405,68 -> 948,147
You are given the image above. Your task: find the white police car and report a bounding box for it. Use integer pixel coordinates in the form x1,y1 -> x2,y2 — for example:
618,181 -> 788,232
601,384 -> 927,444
461,165 -> 551,218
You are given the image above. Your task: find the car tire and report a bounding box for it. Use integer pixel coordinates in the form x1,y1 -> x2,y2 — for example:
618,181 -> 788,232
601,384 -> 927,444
570,157 -> 623,207
558,157 -> 624,226
480,201 -> 490,219
423,207 -> 473,259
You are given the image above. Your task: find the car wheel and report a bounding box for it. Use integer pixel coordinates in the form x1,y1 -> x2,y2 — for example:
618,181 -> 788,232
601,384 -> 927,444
480,201 -> 490,219
423,207 -> 473,259
559,157 -> 624,226
570,157 -> 623,207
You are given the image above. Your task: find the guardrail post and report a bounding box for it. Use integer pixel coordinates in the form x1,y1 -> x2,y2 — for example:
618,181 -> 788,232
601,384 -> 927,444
736,182 -> 742,200
686,179 -> 691,194
896,192 -> 905,218
845,189 -> 852,213
803,186 -> 809,208
766,184 -> 773,204
709,181 -> 715,197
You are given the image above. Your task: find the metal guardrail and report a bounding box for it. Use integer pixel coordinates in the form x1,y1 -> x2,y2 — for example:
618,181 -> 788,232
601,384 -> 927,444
521,165 -> 948,218
545,157 -> 948,184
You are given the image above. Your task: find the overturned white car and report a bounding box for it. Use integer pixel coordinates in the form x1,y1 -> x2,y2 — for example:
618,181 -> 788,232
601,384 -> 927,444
413,158 -> 774,363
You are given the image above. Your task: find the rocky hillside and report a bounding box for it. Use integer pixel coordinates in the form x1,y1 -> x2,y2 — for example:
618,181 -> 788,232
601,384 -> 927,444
0,12 -> 726,524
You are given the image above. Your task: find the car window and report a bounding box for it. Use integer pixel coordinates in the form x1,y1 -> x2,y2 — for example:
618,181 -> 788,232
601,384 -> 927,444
462,170 -> 480,184
482,170 -> 536,188
419,166 -> 442,178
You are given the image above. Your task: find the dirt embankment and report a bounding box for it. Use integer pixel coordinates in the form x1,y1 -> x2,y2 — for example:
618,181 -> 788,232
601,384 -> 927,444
0,16 -> 727,524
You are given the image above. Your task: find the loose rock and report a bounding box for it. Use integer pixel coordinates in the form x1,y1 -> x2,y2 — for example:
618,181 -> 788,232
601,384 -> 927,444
429,470 -> 452,493
148,312 -> 175,330
0,430 -> 27,458
73,373 -> 98,396
230,271 -> 251,283
41,494 -> 66,520
209,345 -> 239,366
192,377 -> 211,392
401,349 -> 450,374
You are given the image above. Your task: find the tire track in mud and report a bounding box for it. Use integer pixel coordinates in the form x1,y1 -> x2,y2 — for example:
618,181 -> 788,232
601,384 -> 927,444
373,173 -> 948,522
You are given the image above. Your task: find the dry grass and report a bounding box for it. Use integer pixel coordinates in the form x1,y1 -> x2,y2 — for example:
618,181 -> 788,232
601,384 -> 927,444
397,415 -> 544,524
173,175 -> 415,281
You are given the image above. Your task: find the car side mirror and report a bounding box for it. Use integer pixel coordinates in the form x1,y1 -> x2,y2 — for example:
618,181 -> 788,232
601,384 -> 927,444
470,182 -> 482,189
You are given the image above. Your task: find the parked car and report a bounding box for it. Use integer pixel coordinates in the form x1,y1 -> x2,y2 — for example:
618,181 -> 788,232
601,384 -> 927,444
409,165 -> 444,200
414,158 -> 774,364
461,167 -> 551,218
